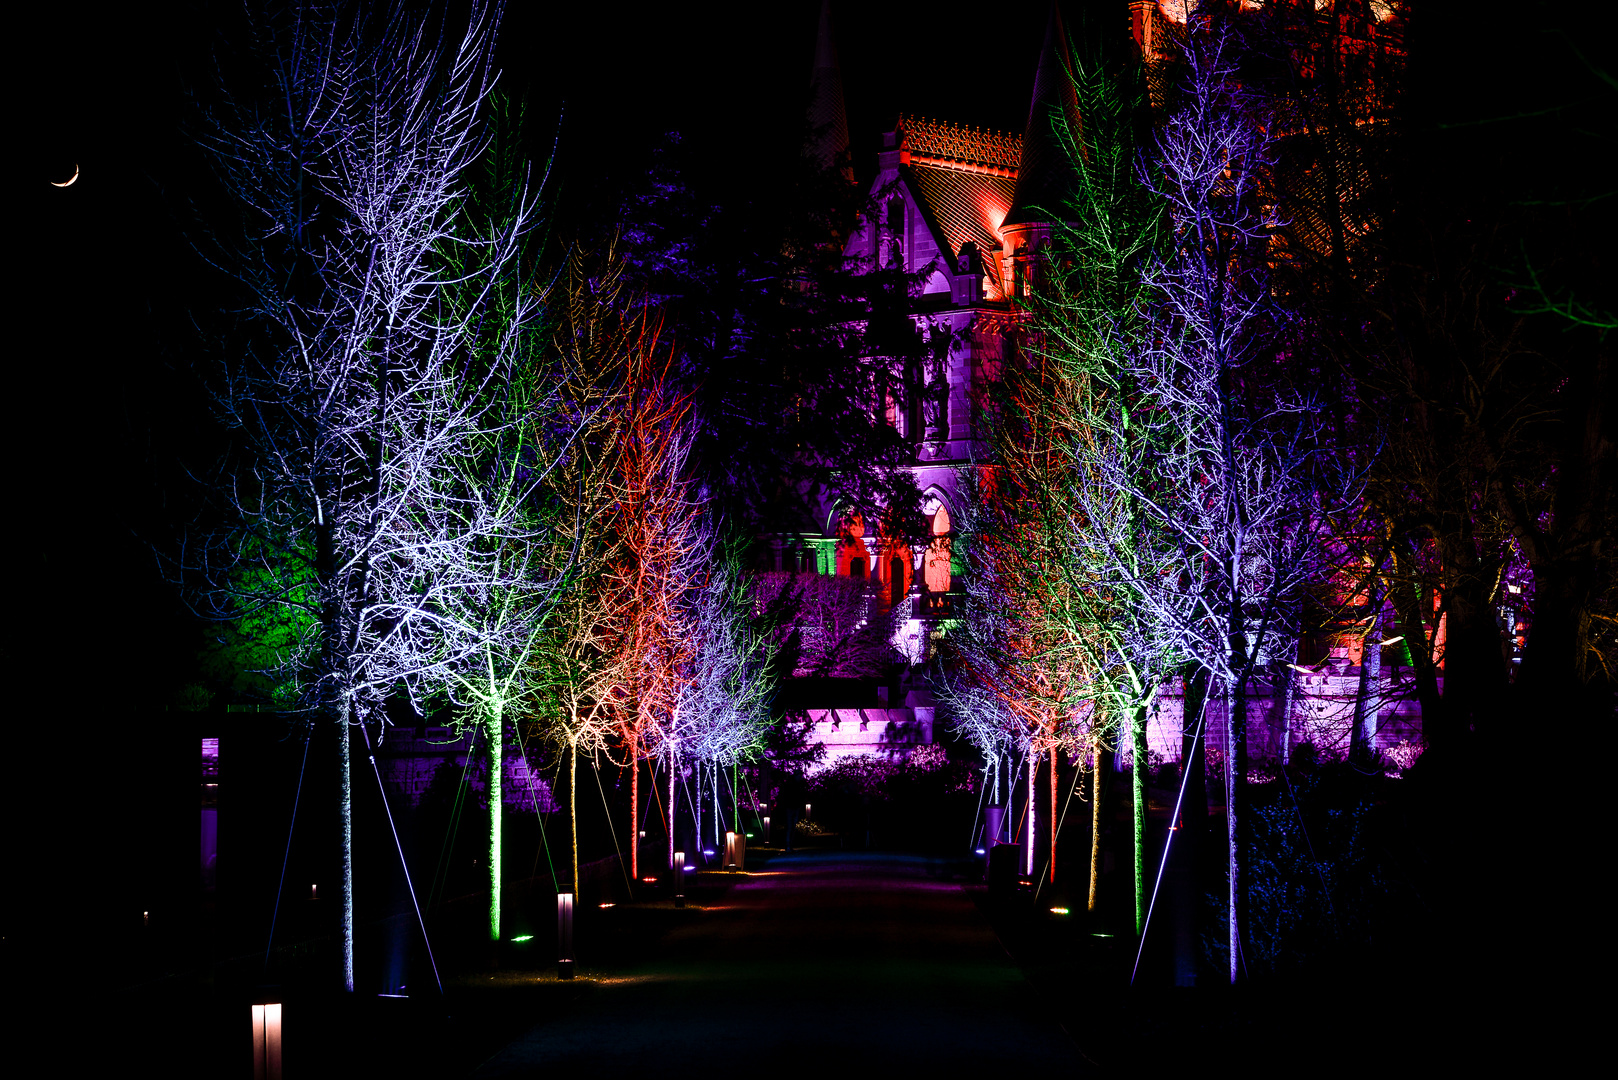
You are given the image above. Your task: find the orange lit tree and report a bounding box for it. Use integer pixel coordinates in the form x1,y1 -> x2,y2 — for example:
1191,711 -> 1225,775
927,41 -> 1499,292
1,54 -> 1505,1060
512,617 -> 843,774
602,334 -> 706,878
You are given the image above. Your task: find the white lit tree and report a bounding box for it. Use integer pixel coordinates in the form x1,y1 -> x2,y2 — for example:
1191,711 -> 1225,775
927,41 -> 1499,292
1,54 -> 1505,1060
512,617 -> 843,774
663,530 -> 777,855
180,0 -> 540,990
1099,18 -> 1348,982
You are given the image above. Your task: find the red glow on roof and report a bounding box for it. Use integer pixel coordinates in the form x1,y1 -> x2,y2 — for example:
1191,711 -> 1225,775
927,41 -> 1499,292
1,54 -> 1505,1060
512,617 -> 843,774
899,115 -> 1020,176
977,193 -> 1010,242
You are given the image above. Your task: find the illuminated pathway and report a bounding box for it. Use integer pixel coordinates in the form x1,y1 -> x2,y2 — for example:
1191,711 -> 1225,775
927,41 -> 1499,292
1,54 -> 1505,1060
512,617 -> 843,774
474,851 -> 1087,1075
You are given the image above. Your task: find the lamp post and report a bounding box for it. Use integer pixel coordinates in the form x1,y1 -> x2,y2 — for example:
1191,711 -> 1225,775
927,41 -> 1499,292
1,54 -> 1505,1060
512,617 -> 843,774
673,851 -> 685,908
556,891 -> 575,980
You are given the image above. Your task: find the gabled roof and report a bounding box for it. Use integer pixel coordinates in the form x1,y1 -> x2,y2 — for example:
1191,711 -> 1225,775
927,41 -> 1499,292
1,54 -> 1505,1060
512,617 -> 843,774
897,115 -> 1020,263
907,166 -> 1016,268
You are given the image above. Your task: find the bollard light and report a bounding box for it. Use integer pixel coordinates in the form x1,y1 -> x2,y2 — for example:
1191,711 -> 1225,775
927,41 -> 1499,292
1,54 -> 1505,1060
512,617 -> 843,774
725,831 -> 737,871
673,852 -> 686,908
311,884 -> 318,900
557,891 -> 575,980
251,1003 -> 283,1080
805,802 -> 812,819
762,816 -> 771,844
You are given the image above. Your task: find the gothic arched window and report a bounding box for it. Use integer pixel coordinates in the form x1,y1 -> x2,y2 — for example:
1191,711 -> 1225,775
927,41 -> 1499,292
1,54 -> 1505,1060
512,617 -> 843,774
890,556 -> 905,606
887,198 -> 906,268
925,504 -> 951,593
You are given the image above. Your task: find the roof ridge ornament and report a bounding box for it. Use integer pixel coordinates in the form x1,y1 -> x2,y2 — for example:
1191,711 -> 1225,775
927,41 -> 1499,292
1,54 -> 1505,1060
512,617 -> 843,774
897,114 -> 1022,177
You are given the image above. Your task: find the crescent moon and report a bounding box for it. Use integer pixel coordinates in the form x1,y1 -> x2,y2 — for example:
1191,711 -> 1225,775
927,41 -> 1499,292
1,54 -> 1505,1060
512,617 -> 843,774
51,164 -> 79,188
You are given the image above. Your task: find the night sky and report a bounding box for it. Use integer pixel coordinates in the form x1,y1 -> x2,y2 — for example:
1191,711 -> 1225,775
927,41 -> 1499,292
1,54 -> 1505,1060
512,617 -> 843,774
12,0 -> 1083,706
12,0 -> 1610,767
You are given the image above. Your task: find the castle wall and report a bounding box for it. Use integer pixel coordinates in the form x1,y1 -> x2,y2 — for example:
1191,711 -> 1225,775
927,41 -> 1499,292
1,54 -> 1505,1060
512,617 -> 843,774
1111,671 -> 1429,772
804,706 -> 936,772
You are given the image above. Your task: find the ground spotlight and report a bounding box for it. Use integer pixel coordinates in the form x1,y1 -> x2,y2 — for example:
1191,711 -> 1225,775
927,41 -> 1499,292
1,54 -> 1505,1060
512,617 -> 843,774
557,891 -> 575,979
251,1003 -> 283,1080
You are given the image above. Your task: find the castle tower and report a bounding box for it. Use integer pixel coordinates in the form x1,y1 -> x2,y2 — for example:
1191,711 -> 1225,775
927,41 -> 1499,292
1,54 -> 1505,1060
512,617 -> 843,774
807,0 -> 853,182
1000,2 -> 1082,300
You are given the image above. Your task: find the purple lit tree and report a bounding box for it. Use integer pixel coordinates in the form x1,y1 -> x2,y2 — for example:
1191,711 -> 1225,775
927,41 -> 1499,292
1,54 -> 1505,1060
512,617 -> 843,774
1104,18 -> 1350,982
659,530 -> 776,859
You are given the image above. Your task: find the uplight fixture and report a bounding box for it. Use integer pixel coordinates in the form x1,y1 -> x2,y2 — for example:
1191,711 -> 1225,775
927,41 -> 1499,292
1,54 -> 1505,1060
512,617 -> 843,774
557,892 -> 575,979
251,1003 -> 283,1080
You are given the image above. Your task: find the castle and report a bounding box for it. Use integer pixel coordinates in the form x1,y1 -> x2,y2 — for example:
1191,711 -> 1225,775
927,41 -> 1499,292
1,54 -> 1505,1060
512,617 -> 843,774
781,1 -> 1427,773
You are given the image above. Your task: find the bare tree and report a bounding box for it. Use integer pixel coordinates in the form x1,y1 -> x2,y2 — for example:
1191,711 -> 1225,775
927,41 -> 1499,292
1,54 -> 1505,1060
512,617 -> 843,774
1104,19 -> 1348,983
179,1 -> 531,990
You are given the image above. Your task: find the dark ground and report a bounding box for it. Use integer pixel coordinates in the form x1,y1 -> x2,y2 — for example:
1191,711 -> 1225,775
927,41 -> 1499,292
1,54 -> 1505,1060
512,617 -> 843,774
476,849 -> 1082,1077
20,836 -> 1571,1077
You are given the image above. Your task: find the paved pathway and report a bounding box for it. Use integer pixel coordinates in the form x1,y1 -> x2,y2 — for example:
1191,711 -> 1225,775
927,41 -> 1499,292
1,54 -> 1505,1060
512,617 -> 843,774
475,850 -> 1086,1076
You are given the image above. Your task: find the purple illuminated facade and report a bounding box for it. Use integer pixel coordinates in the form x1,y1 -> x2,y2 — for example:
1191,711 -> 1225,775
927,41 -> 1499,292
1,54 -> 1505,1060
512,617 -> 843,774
790,2 -> 1430,774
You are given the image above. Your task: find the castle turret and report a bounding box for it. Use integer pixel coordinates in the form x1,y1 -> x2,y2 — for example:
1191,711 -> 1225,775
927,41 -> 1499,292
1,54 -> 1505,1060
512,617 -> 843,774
1000,2 -> 1081,299
807,0 -> 853,182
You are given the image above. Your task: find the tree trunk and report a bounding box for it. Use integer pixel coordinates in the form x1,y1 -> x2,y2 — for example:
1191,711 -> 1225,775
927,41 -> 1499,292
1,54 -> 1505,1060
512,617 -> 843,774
630,743 -> 639,881
1225,679 -> 1248,985
1388,564 -> 1444,740
1351,589 -> 1385,772
1026,750 -> 1037,877
1435,529 -> 1510,753
1049,746 -> 1058,885
667,756 -> 677,868
569,741 -> 579,892
486,709 -> 502,942
1089,735 -> 1110,912
1269,656 -> 1295,765
1131,702 -> 1149,935
338,698 -> 354,993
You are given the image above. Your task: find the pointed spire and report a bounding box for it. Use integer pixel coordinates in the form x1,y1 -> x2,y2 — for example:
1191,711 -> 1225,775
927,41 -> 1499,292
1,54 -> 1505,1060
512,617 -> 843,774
807,0 -> 853,182
1004,3 -> 1080,227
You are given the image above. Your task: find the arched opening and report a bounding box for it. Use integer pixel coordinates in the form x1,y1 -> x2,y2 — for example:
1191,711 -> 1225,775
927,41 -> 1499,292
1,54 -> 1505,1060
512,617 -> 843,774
836,513 -> 867,579
887,197 -> 906,268
925,504 -> 951,594
889,556 -> 905,606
